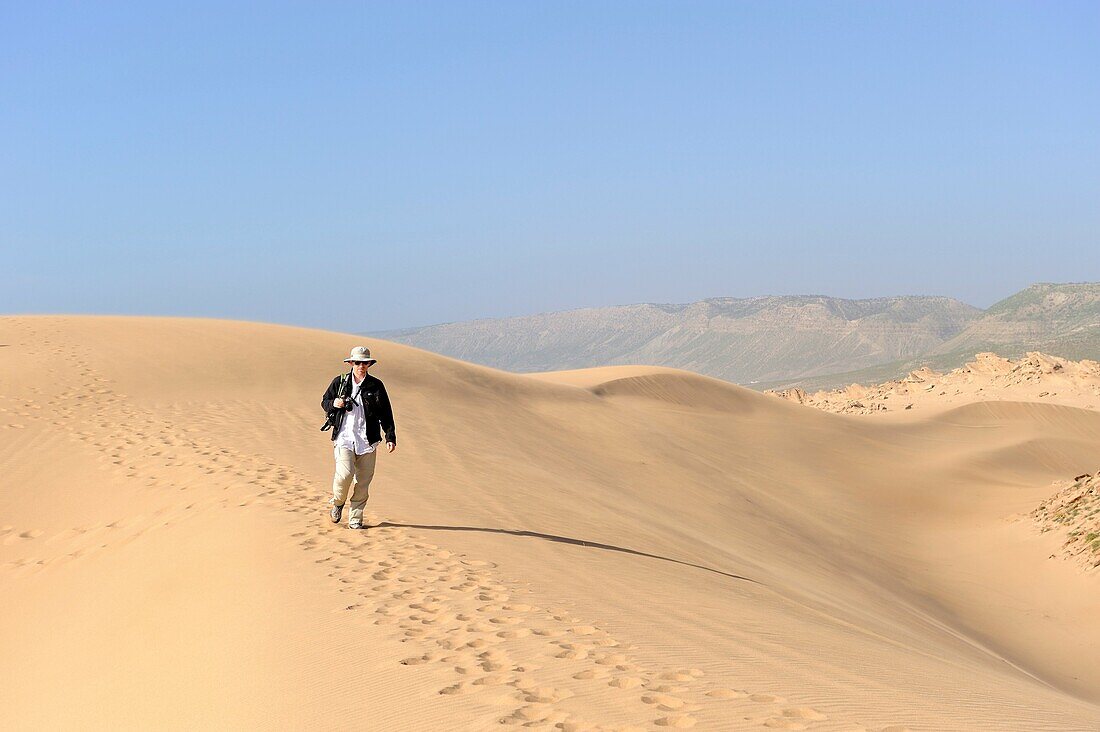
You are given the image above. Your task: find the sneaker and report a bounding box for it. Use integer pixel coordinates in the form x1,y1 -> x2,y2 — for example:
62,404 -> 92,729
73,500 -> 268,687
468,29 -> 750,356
349,519 -> 364,530
330,503 -> 344,523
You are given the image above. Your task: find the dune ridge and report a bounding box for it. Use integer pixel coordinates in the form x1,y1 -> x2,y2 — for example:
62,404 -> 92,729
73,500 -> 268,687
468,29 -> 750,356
2,316 -> 1100,730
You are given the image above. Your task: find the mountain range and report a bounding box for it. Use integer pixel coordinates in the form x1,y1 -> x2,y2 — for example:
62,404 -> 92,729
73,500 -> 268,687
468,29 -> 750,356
371,282 -> 1100,389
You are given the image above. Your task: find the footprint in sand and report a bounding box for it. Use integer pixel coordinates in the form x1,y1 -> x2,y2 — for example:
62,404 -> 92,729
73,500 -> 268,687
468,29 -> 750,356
751,693 -> 785,703
438,683 -> 470,696
706,687 -> 746,699
594,652 -> 629,666
496,628 -> 531,639
648,684 -> 689,694
488,616 -> 521,625
289,513 -> 871,732
531,627 -> 564,638
503,705 -> 555,724
518,685 -> 573,703
660,669 -> 704,682
555,647 -> 588,660
573,668 -> 610,680
642,693 -> 689,711
4,530 -> 41,545
401,653 -> 439,666
471,672 -> 513,687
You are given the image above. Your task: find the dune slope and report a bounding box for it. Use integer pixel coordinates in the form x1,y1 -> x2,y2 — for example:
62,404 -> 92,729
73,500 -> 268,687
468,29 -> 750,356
2,316 -> 1099,731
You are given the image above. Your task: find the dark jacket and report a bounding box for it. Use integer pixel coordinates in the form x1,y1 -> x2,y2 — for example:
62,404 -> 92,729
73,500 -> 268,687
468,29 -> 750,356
321,372 -> 397,446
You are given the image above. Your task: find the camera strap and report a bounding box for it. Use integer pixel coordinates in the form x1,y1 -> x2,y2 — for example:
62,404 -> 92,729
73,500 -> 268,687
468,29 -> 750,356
344,372 -> 365,408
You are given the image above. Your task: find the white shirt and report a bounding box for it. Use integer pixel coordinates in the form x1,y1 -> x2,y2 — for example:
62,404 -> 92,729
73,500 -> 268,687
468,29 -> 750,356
335,375 -> 380,455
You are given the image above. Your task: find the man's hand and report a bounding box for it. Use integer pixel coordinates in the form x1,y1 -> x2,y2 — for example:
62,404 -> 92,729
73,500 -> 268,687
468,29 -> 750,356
387,442 -> 396,453
333,397 -> 345,408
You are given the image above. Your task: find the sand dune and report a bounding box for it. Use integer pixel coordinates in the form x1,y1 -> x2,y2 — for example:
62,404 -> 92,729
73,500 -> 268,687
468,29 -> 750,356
2,316 -> 1100,730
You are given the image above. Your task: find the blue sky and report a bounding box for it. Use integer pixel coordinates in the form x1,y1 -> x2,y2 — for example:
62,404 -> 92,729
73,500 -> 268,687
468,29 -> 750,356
2,1 -> 1097,332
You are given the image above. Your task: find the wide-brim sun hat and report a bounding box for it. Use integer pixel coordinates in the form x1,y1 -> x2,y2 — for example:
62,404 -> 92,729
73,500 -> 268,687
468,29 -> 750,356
343,346 -> 377,364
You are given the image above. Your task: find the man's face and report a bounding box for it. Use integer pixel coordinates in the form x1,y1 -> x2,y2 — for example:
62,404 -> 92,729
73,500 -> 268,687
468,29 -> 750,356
352,361 -> 370,378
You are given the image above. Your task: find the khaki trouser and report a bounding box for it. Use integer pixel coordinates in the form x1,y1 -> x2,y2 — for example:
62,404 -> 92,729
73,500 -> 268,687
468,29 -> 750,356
332,447 -> 377,523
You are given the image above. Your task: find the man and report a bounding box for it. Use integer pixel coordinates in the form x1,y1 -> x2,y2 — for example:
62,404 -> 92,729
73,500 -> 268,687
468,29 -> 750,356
320,346 -> 397,529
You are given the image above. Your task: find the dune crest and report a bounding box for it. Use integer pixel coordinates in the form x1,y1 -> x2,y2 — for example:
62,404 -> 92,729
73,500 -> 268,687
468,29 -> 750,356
530,366 -> 775,414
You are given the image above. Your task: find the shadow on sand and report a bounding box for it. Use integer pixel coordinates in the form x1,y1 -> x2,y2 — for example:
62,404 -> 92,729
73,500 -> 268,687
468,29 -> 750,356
374,522 -> 760,585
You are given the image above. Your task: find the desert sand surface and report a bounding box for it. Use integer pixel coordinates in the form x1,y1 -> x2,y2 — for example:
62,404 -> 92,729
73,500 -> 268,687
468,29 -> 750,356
2,316 -> 1100,731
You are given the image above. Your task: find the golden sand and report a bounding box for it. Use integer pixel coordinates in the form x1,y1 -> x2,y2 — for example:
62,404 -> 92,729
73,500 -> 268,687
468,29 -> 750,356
2,316 -> 1098,729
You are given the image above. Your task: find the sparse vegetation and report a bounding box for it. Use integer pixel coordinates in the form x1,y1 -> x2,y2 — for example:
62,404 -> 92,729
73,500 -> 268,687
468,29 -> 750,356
1032,473 -> 1100,570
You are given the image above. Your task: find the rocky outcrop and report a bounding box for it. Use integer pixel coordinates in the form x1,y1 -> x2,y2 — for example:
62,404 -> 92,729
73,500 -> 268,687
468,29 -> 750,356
766,352 -> 1100,415
1032,473 -> 1100,571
